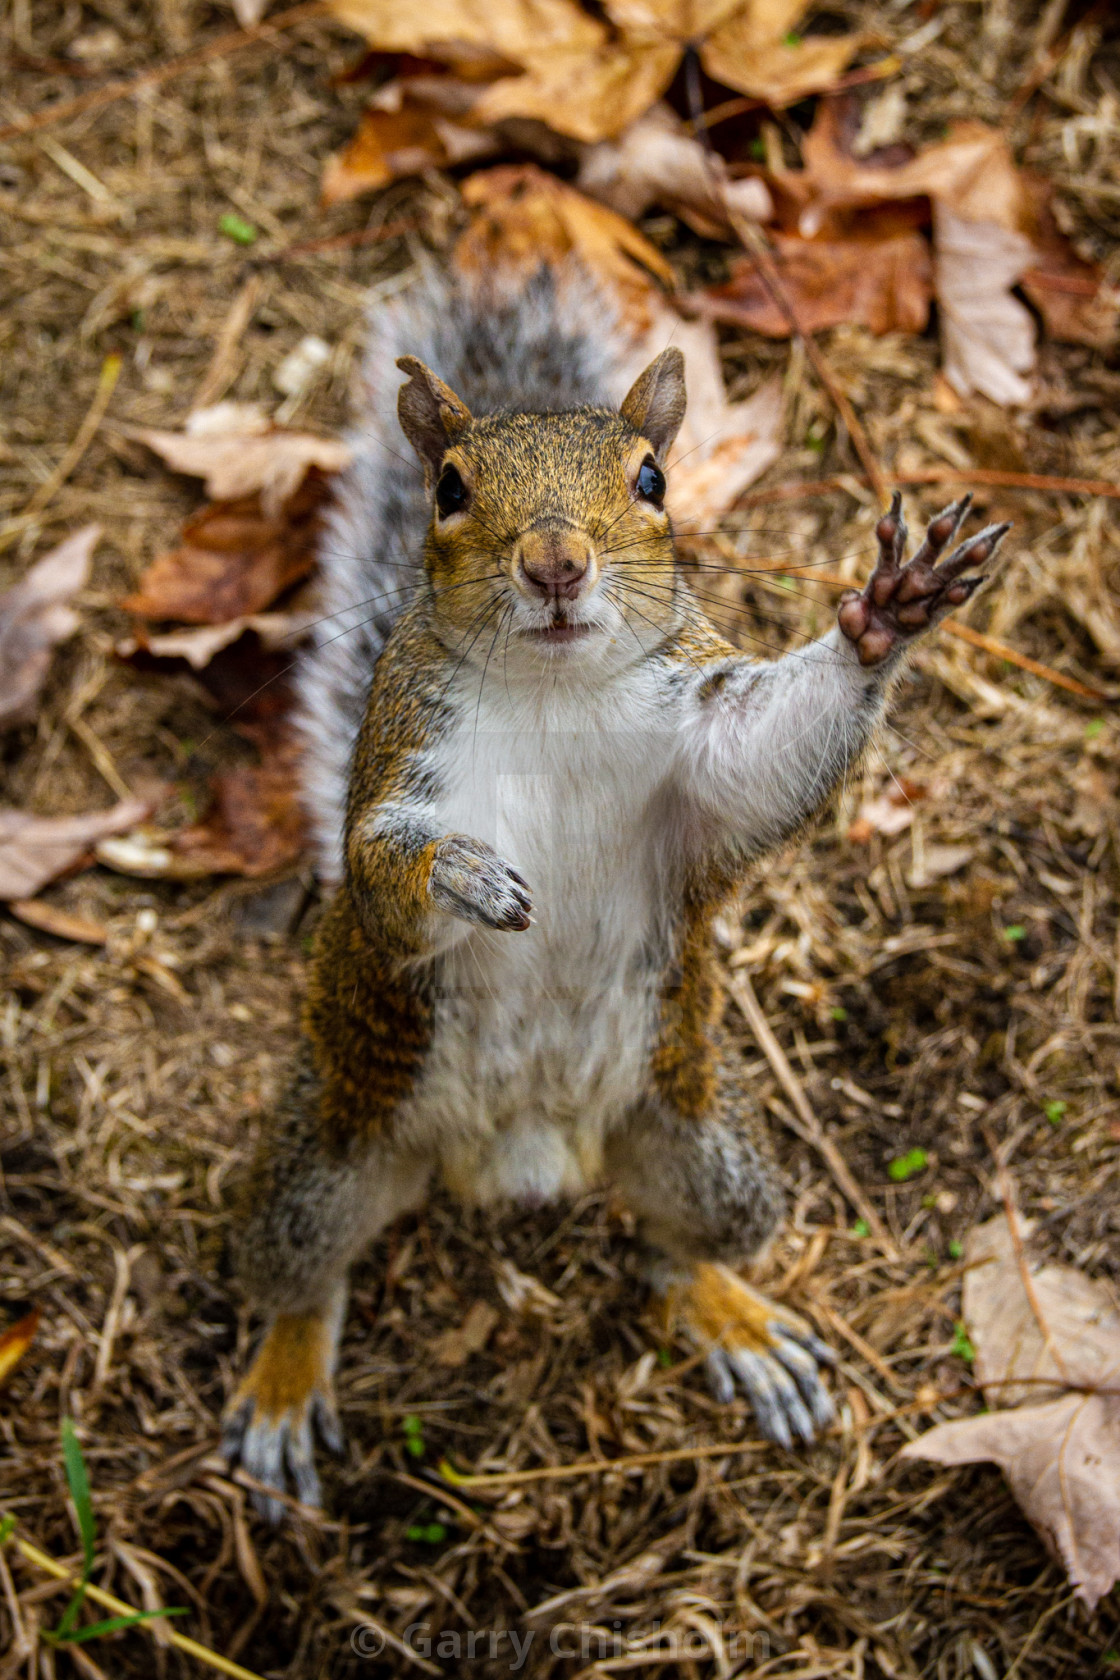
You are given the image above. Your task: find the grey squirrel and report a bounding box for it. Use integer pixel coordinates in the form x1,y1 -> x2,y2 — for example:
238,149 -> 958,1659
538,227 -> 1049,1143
221,269 -> 1009,1519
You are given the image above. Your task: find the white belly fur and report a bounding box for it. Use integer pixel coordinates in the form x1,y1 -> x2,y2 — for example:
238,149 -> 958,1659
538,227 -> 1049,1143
396,666 -> 676,1207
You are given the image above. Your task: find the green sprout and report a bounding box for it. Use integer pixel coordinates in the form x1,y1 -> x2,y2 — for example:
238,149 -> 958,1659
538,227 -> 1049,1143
950,1322 -> 975,1364
406,1522 -> 448,1544
1084,720 -> 1105,740
1044,1100 -> 1067,1126
402,1413 -> 426,1458
657,1348 -> 673,1368
1002,924 -> 1027,943
948,1239 -> 963,1260
218,212 -> 258,246
850,1218 -> 870,1238
888,1147 -> 928,1182
20,1421 -> 187,1646
829,1005 -> 848,1022
783,30 -> 802,46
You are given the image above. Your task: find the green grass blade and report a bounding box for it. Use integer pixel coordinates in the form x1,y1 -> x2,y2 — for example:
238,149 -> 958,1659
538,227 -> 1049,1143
57,1607 -> 188,1645
60,1419 -> 95,1576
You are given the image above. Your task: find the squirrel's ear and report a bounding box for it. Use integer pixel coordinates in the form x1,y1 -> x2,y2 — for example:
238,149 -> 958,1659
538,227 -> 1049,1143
396,355 -> 473,480
619,348 -> 686,460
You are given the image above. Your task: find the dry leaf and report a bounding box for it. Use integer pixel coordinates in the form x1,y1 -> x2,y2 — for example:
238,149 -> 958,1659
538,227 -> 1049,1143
905,843 -> 973,890
432,1300 -> 500,1366
330,0 -> 603,65
1019,176 -> 1119,350
474,35 -> 680,144
98,737 -> 307,881
701,2 -> 862,107
135,403 -> 350,517
770,102 -> 1107,402
117,612 -> 314,672
699,229 -> 932,338
321,100 -> 497,206
0,525 -> 99,729
456,165 -> 673,333
0,797 -> 152,900
902,1208 -> 1120,1609
0,1306 -> 40,1390
934,206 -> 1035,407
639,312 -> 782,529
847,779 -> 927,843
8,899 -> 109,943
122,475 -> 332,624
578,105 -> 773,238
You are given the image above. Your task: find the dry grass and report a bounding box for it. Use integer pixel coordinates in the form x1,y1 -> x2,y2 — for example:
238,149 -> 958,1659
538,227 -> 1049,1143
2,2 -> 1119,1676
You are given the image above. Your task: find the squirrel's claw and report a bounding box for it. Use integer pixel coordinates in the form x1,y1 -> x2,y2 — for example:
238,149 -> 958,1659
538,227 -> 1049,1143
663,1262 -> 836,1450
222,1390 -> 341,1522
221,1308 -> 343,1522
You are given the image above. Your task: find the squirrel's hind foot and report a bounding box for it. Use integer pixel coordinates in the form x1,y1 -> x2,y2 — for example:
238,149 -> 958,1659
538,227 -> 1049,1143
663,1262 -> 837,1449
222,1305 -> 344,1523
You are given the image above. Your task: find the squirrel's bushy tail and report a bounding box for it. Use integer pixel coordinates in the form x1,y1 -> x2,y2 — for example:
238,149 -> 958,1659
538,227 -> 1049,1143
295,266 -> 628,882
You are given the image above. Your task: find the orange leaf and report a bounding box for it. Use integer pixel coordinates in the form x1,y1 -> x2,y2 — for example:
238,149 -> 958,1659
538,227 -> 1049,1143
700,229 -> 932,338
0,1306 -> 41,1390
456,164 -> 673,333
122,475 -> 332,625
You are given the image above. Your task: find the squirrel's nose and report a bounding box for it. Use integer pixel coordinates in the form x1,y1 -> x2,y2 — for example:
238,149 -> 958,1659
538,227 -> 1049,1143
515,526 -> 595,602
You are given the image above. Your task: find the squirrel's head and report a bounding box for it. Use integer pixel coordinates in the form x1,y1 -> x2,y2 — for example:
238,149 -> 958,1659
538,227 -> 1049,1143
397,349 -> 687,672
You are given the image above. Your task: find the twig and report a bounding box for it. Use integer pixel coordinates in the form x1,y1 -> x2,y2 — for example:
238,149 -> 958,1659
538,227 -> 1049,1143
726,972 -> 899,1260
680,45 -> 887,502
1,1526 -> 266,1680
264,216 -> 421,262
0,1 -> 329,144
935,620 -> 1106,703
437,1438 -> 768,1489
734,468 -> 1120,509
724,216 -> 887,503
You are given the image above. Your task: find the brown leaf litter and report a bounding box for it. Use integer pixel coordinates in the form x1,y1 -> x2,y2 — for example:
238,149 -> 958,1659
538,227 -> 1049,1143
0,525 -> 99,728
2,1 -> 1120,1675
903,1205 -> 1120,1610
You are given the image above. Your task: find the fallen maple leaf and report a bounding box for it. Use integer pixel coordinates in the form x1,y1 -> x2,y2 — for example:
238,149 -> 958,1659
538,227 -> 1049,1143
699,227 -> 932,338
135,403 -> 350,518
0,1307 -> 40,1391
122,475 -> 332,624
902,1207 -> 1120,1610
0,797 -> 152,900
455,164 -> 674,333
331,0 -> 861,143
757,100 -> 1106,404
0,525 -> 99,730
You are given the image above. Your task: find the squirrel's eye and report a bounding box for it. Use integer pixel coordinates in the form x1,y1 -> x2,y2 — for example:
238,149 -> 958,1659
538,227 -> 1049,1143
636,458 -> 666,506
435,464 -> 468,519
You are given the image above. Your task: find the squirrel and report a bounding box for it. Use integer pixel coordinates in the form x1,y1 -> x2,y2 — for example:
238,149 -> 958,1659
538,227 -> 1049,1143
221,269 -> 1010,1519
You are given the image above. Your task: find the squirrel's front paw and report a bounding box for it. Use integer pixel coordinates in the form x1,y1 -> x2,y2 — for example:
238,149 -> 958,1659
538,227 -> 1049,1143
222,1311 -> 343,1523
838,492 -> 1010,668
430,835 -> 532,932
665,1262 -> 837,1449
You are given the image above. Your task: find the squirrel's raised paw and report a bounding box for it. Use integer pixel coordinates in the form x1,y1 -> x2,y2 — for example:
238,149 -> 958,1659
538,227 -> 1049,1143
838,492 -> 1010,668
665,1262 -> 836,1449
430,834 -> 532,932
222,1310 -> 343,1523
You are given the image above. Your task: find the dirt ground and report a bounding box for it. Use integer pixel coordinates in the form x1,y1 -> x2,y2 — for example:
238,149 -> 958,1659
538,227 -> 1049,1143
2,2 -> 1120,1677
